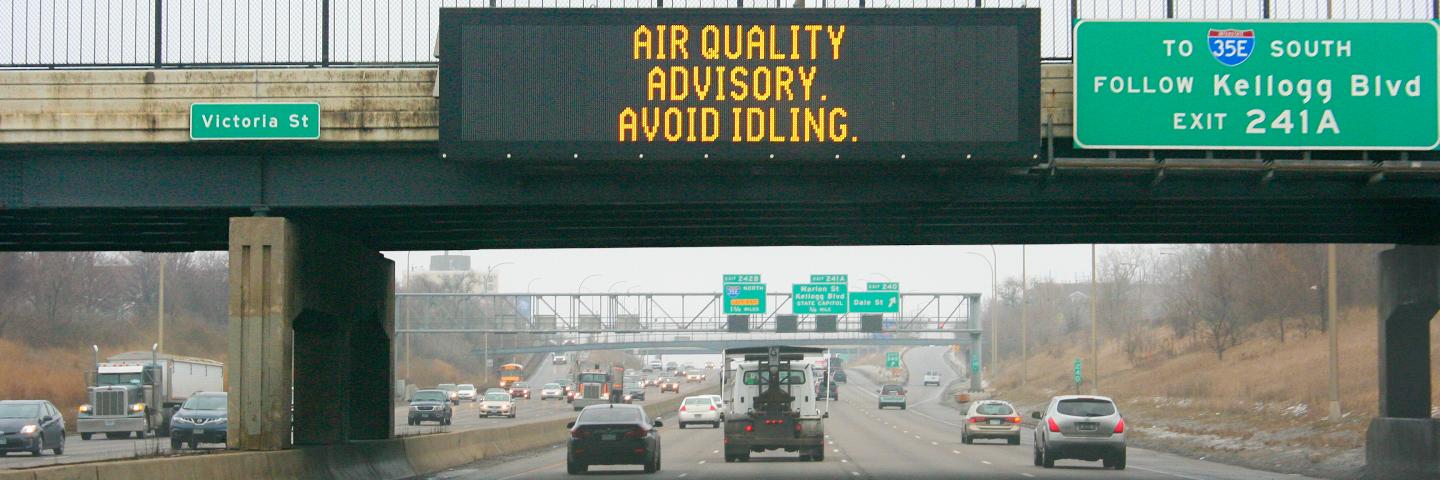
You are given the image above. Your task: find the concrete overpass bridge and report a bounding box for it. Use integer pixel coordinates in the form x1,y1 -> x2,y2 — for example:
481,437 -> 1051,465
4,1 -> 1440,477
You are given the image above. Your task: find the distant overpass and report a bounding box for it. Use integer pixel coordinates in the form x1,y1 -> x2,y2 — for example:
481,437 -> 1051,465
480,333 -> 978,356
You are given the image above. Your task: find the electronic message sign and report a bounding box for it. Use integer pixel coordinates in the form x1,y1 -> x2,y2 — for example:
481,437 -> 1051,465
1074,21 -> 1440,150
439,9 -> 1039,163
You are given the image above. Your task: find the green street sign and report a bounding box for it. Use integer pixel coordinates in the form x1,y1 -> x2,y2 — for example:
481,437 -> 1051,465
810,274 -> 848,284
190,103 -> 321,140
867,282 -> 900,291
849,291 -> 899,313
723,274 -> 761,283
1073,358 -> 1083,385
1074,21 -> 1440,150
793,283 -> 848,314
971,353 -> 981,373
885,352 -> 900,369
723,283 -> 766,314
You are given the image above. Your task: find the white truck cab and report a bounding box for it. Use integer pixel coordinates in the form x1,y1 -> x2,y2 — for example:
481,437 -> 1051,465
721,346 -> 829,463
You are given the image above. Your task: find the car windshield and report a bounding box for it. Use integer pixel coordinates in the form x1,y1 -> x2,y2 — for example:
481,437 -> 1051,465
741,369 -> 805,385
513,382 -> 529,388
976,403 -> 1014,415
96,373 -> 144,386
0,404 -> 39,418
579,407 -> 643,424
458,384 -> 475,390
881,385 -> 904,394
683,397 -> 713,406
625,382 -> 642,390
543,383 -> 560,389
182,395 -> 227,410
1057,399 -> 1117,417
438,384 -> 456,391
413,391 -> 446,402
485,393 -> 511,401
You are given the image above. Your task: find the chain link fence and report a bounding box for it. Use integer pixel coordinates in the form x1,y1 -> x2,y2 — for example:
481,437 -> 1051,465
2,0 -> 1436,68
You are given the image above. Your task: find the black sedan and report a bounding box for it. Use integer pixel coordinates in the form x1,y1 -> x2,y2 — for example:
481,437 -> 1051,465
0,400 -> 65,456
567,404 -> 662,474
407,389 -> 453,426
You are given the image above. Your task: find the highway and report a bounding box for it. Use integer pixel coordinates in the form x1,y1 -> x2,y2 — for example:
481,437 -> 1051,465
0,355 -> 708,470
424,347 -> 1317,480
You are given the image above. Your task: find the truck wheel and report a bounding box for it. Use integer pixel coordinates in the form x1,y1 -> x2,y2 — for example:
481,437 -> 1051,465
724,455 -> 735,463
678,422 -> 685,429
799,453 -> 812,461
136,430 -> 146,439
81,433 -> 92,441
738,452 -> 750,462
105,432 -> 127,440
813,449 -> 825,462
171,438 -> 182,450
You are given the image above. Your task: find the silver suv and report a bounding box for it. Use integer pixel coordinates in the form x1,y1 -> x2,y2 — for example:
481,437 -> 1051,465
1031,395 -> 1126,470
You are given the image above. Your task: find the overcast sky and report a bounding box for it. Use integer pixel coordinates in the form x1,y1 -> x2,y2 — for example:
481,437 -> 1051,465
383,244 -> 1178,299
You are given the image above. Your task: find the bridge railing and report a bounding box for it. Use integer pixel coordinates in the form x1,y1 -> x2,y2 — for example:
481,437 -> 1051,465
2,0 -> 1433,69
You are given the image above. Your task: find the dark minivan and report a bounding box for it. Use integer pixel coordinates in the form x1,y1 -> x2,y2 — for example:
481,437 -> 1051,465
169,392 -> 227,450
567,404 -> 662,474
0,400 -> 65,456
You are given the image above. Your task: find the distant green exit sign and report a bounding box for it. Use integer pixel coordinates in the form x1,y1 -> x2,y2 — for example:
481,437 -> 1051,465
190,103 -> 320,140
1074,21 -> 1440,150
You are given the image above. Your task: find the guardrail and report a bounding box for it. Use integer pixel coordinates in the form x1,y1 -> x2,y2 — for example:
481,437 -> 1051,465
2,0 -> 1434,68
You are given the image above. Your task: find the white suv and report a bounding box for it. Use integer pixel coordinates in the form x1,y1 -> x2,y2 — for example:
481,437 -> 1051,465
922,371 -> 941,386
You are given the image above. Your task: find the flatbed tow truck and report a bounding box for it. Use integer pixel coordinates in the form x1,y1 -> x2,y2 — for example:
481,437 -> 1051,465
721,346 -> 830,462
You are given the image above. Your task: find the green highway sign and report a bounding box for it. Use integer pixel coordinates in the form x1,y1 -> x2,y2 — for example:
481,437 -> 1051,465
793,283 -> 848,314
723,283 -> 766,314
867,282 -> 900,291
724,274 -> 761,283
971,353 -> 981,373
850,291 -> 899,313
810,274 -> 848,284
1074,21 -> 1440,150
885,352 -> 901,369
190,103 -> 321,140
1073,358 -> 1083,385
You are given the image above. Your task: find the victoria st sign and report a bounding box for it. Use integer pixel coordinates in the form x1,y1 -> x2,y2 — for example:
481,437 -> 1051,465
1074,21 -> 1439,150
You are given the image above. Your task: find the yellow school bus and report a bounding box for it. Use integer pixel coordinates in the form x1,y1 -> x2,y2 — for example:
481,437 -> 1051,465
498,363 -> 525,388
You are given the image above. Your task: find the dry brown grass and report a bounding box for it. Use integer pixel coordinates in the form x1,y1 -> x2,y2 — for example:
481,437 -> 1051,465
993,308 -> 1438,449
0,337 -> 116,416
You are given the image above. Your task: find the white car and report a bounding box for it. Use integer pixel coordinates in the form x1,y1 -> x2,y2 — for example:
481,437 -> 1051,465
456,384 -> 478,402
702,394 -> 726,421
478,392 -> 517,418
922,371 -> 942,386
539,383 -> 565,400
678,396 -> 721,428
685,371 -> 705,383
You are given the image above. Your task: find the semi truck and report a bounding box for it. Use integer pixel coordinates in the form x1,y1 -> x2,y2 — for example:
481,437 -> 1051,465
722,346 -> 829,463
571,364 -> 625,411
77,346 -> 224,440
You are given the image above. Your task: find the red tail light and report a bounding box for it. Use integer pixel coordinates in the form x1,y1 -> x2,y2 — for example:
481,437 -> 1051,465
680,405 -> 687,412
967,417 -> 982,423
1011,416 -> 1023,424
709,405 -> 716,411
1047,418 -> 1060,433
1114,418 -> 1125,434
743,424 -> 753,432
571,429 -> 591,439
624,427 -> 647,439
794,422 -> 803,433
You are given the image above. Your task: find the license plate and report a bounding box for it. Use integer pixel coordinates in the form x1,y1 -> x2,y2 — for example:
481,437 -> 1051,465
1078,423 -> 1098,431
988,419 -> 1003,425
193,429 -> 203,436
601,433 -> 617,441
105,420 -> 116,426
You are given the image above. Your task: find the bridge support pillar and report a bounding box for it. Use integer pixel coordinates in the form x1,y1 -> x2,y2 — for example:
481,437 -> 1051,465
227,217 -> 394,450
1365,245 -> 1439,478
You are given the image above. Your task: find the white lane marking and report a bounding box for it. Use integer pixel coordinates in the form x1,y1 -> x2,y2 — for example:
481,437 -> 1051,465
679,474 -> 688,478
952,450 -> 960,454
981,460 -> 991,465
841,459 -> 848,463
850,472 -> 860,477
697,460 -> 706,465
930,441 -> 938,446
903,430 -> 909,433
1021,473 -> 1035,478
712,450 -> 719,454
833,449 -> 840,453
1131,466 -> 1211,480
914,435 -> 921,440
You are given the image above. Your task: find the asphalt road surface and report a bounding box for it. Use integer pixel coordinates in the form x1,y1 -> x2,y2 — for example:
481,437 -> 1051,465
0,355 -> 708,470
424,347 -> 1318,480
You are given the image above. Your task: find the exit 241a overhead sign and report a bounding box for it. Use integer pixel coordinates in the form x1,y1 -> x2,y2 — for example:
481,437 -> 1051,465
1074,21 -> 1439,150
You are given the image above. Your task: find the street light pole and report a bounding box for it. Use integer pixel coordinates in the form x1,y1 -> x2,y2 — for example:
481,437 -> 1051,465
526,277 -> 542,293
1327,243 -> 1341,420
577,274 -> 602,293
1021,245 -> 1028,387
1091,244 -> 1099,395
157,254 -> 165,355
486,262 -> 514,292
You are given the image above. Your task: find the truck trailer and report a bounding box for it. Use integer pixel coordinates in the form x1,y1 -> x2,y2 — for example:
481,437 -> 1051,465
77,347 -> 223,440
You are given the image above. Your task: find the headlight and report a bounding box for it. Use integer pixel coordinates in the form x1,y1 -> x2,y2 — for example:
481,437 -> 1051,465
20,425 -> 38,435
409,406 -> 420,411
130,403 -> 146,413
172,416 -> 192,424
78,404 -> 92,414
